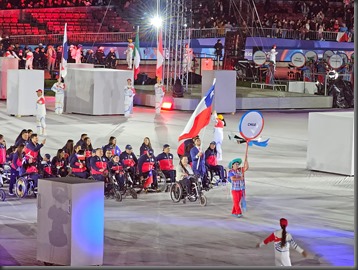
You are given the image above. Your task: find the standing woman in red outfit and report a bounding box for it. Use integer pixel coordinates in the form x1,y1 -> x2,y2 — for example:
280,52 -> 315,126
227,153 -> 249,218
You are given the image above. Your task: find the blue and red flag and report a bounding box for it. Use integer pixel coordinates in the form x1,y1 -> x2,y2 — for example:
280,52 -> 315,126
60,23 -> 68,78
143,170 -> 153,189
177,79 -> 215,153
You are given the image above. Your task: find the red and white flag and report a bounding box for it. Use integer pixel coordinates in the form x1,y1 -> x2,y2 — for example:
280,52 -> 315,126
337,32 -> 349,42
156,29 -> 164,81
177,79 -> 216,153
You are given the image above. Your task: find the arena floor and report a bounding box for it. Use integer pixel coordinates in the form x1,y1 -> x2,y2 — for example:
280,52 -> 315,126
0,101 -> 354,267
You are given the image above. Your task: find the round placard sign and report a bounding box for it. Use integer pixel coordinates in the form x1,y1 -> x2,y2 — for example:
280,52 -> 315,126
253,50 -> 267,66
291,52 -> 306,68
323,50 -> 334,61
338,52 -> 348,64
329,54 -> 343,69
305,51 -> 318,62
238,110 -> 265,141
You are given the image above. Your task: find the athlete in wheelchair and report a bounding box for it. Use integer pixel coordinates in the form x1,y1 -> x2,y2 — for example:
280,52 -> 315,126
205,141 -> 227,186
170,155 -> 207,206
156,144 -> 176,192
15,156 -> 40,198
137,149 -> 162,193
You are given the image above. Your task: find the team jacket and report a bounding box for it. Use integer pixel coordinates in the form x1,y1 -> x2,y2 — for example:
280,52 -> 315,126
40,160 -> 53,176
69,153 -> 87,173
139,144 -> 153,156
119,151 -> 138,168
11,152 -> 24,170
51,157 -> 67,173
156,152 -> 174,170
204,149 -> 218,166
90,156 -> 108,175
24,141 -> 43,160
0,143 -> 6,165
108,161 -> 124,174
103,144 -> 121,156
137,154 -> 156,174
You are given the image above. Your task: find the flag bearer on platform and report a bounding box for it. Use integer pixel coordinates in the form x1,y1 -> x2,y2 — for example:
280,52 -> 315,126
50,77 -> 66,115
125,38 -> 134,69
154,78 -> 165,114
35,89 -> 47,136
124,78 -> 135,117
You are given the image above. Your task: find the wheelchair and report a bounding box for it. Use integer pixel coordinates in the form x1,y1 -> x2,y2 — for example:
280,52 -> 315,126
15,173 -> 37,199
170,175 -> 207,206
104,172 -> 123,202
0,162 -> 11,185
205,165 -> 227,188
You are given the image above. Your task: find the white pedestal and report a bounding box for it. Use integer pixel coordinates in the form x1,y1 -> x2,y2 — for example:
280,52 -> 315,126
288,81 -> 317,94
37,177 -> 104,266
67,63 -> 94,69
307,111 -> 354,176
201,70 -> 236,113
65,68 -> 133,115
0,57 -> 19,99
7,70 -> 44,116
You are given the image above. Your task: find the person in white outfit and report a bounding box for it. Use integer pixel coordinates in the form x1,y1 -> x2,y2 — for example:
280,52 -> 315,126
256,218 -> 307,266
25,48 -> 34,69
211,111 -> 225,161
125,39 -> 134,69
124,78 -> 135,117
50,77 -> 66,114
182,43 -> 194,72
35,89 -> 47,136
154,78 -> 165,114
267,44 -> 278,70
75,44 -> 83,63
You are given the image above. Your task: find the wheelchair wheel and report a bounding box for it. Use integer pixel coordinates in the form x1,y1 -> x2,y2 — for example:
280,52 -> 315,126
157,171 -> 168,193
15,177 -> 28,198
114,191 -> 122,202
0,189 -> 6,201
130,188 -> 138,199
170,182 -> 182,203
199,194 -> 207,206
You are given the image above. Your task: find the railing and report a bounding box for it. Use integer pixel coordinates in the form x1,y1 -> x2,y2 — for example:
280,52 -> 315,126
8,27 -> 352,44
190,27 -> 352,42
9,32 -> 134,44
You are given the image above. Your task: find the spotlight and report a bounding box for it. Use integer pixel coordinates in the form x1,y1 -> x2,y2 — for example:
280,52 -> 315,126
150,16 -> 163,28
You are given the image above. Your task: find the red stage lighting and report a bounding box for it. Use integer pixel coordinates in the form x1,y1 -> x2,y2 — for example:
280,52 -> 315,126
161,101 -> 173,110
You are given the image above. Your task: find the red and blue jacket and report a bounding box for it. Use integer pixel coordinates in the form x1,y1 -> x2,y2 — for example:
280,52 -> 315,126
204,149 -> 218,166
24,141 -> 44,161
0,143 -> 6,165
156,152 -> 174,171
137,154 -> 156,175
90,156 -> 108,175
119,151 -> 138,168
11,152 -> 24,170
69,153 -> 87,173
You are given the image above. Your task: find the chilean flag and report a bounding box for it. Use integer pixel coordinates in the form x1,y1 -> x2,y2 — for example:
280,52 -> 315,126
156,28 -> 164,81
143,170 -> 153,189
177,79 -> 216,148
336,32 -> 349,42
60,23 -> 68,78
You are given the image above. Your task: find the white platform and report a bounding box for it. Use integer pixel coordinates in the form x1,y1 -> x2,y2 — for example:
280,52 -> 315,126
307,111 -> 354,176
67,63 -> 94,69
288,81 -> 317,94
201,70 -> 236,113
6,69 -> 44,116
37,177 -> 104,266
65,68 -> 133,115
0,57 -> 19,99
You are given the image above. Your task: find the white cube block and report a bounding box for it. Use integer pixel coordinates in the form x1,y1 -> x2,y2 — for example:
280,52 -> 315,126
37,177 -> 104,266
65,68 -> 133,115
202,70 -> 236,113
67,63 -> 94,69
288,81 -> 317,94
0,57 -> 19,99
307,111 -> 354,176
7,70 -> 44,116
